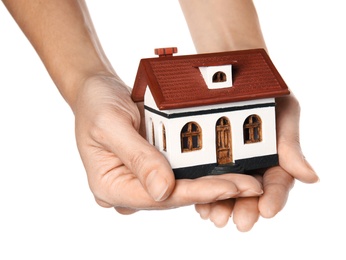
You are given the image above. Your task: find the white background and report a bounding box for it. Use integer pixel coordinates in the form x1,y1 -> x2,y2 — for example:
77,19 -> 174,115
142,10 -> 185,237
0,1 -> 344,259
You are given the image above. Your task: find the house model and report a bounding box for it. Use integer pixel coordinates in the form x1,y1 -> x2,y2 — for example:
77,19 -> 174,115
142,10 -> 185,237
131,47 -> 290,179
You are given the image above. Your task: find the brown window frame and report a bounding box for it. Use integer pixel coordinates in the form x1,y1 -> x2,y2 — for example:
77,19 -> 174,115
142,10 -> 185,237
162,123 -> 166,152
151,121 -> 155,146
212,71 -> 227,83
181,122 -> 202,152
243,115 -> 262,144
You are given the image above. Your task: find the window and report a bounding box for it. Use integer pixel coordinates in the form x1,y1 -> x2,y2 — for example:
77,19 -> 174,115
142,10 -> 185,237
162,124 -> 166,151
181,122 -> 202,152
243,115 -> 262,144
212,71 -> 227,83
151,121 -> 155,146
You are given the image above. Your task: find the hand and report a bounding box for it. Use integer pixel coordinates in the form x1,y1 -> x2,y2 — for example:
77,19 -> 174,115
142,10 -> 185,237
73,75 -> 264,214
194,92 -> 319,231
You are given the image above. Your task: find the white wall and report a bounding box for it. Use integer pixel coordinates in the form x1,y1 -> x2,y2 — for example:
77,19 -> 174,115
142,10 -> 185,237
146,82 -> 277,168
0,1 -> 344,259
148,104 -> 276,168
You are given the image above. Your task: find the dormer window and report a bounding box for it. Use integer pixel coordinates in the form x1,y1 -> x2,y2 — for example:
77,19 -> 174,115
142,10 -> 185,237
199,64 -> 233,89
213,71 -> 227,83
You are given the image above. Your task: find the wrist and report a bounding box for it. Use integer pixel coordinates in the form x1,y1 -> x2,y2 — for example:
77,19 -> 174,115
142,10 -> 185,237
66,71 -> 130,113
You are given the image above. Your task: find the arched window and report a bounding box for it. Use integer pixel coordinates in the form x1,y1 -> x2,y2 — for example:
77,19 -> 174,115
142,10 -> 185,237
162,124 -> 166,151
181,122 -> 202,152
243,115 -> 262,144
212,71 -> 227,83
151,121 -> 155,146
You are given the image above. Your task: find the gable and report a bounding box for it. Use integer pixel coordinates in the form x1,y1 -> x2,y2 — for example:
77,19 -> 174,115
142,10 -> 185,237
132,48 -> 289,110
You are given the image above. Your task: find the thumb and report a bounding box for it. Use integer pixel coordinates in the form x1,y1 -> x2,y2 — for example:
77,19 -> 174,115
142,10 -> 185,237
278,139 -> 319,183
276,95 -> 319,183
110,123 -> 176,201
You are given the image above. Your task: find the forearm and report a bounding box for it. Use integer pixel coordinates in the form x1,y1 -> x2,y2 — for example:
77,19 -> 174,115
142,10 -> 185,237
179,0 -> 267,53
2,0 -> 118,110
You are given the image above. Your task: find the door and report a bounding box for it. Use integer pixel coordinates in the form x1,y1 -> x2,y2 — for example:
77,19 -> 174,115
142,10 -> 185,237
216,117 -> 232,164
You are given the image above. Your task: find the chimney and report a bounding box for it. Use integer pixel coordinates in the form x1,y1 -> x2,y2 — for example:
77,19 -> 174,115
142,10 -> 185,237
154,47 -> 178,57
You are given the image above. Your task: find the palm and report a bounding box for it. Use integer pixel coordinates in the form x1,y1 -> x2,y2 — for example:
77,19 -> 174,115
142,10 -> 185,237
74,76 -> 264,215
195,92 -> 318,231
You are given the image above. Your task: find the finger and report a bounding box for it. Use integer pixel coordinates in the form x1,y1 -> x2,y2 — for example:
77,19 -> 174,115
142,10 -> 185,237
276,94 -> 319,183
209,199 -> 235,228
114,207 -> 138,215
203,174 -> 262,229
98,172 -> 262,210
195,204 -> 212,220
124,174 -> 240,209
258,166 -> 295,218
195,174 -> 263,224
278,138 -> 318,183
103,121 -> 176,202
232,196 -> 260,232
206,173 -> 263,196
163,174 -> 263,208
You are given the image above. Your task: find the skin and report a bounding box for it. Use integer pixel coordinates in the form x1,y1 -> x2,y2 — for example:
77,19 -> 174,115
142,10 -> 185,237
2,0 -> 318,232
179,0 -> 319,231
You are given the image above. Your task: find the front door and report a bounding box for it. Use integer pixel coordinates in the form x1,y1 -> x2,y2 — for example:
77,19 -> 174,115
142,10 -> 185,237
216,117 -> 232,164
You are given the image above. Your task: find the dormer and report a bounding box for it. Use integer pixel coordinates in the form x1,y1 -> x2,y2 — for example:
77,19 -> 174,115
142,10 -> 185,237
199,65 -> 233,89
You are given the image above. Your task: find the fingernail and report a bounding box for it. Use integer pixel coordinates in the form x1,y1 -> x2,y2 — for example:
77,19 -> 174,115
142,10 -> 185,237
146,170 -> 169,201
240,189 -> 264,197
216,190 -> 240,200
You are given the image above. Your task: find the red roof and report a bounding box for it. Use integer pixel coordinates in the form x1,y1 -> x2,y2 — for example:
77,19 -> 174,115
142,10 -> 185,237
131,48 -> 289,110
